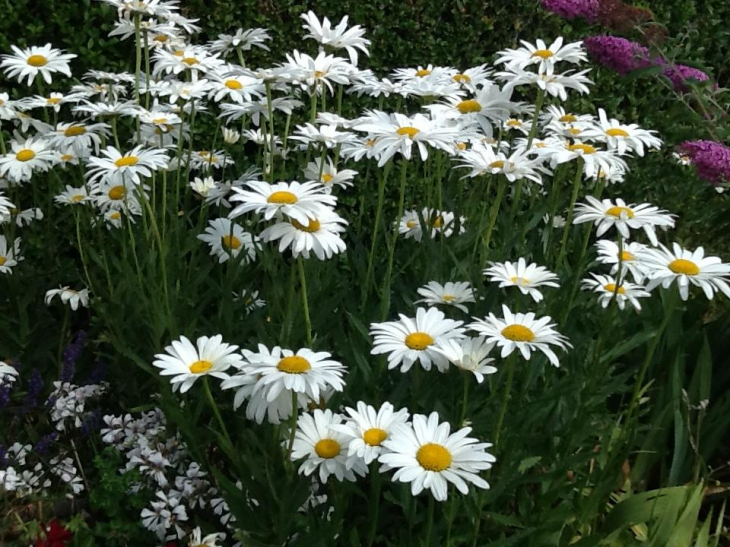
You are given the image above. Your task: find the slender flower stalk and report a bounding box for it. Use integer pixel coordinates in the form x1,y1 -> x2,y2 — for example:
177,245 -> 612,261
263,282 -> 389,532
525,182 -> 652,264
556,157 -> 584,266
379,159 -> 409,320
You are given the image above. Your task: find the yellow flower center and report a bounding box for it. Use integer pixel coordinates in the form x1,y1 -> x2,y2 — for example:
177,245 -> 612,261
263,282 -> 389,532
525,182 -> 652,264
315,439 -> 341,458
189,359 -> 213,374
64,125 -> 87,137
27,54 -> 48,67
153,34 -> 168,43
501,324 -> 535,342
416,443 -> 452,472
61,154 -> 74,162
605,206 -> 634,219
225,79 -> 243,90
606,128 -> 629,137
457,99 -> 482,114
71,194 -> 85,203
152,117 -> 168,124
568,128 -> 582,136
173,50 -> 184,57
442,294 -> 456,302
416,69 -> 432,77
15,149 -> 36,162
668,258 -> 700,276
277,355 -> 311,374
396,126 -> 420,138
0,257 -> 6,266
406,220 -> 418,229
221,235 -> 241,250
314,70 -> 327,79
363,428 -> 388,446
110,211 -> 122,220
267,190 -> 297,204
604,283 -> 626,294
506,119 -> 522,127
532,49 -> 554,59
182,57 -> 199,66
620,251 -> 634,261
567,143 -> 597,154
322,173 -> 333,184
510,276 -> 530,286
291,218 -> 321,232
457,143 -> 467,151
366,138 -> 377,147
489,160 -> 505,169
432,215 -> 444,228
453,73 -> 471,83
108,185 -> 126,200
47,97 -> 62,105
115,156 -> 139,168
559,114 -> 577,123
405,332 -> 434,351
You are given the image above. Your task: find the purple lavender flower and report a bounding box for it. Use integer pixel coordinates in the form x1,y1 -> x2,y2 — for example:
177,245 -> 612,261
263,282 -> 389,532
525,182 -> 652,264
34,432 -> 59,455
584,35 -> 662,75
61,330 -> 87,382
663,64 -> 711,92
0,385 -> 12,410
81,409 -> 101,438
19,369 -> 44,415
542,0 -> 598,21
677,140 -> 730,186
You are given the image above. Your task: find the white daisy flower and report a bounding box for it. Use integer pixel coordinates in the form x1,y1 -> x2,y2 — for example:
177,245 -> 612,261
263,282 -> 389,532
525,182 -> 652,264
399,210 -> 424,241
197,218 -> 258,264
0,236 -> 22,274
469,305 -> 571,367
152,47 -> 224,82
573,197 -> 675,245
0,137 -> 58,184
289,123 -> 356,149
370,307 -> 465,373
244,345 -> 347,405
188,150 -> 235,172
497,69 -> 593,101
583,108 -> 662,157
330,401 -> 410,465
432,337 -> 497,383
458,143 -> 545,184
221,372 -> 306,424
0,192 -> 15,217
208,71 -> 265,104
46,121 -> 109,157
379,411 -> 495,501
291,409 -> 368,483
281,50 -> 353,95
152,335 -> 244,393
259,209 -> 348,260
72,99 -> 141,119
86,146 -> 169,187
495,38 -> 587,75
300,11 -> 371,65
208,28 -> 272,55
190,176 -> 216,198
595,239 -> 649,283
93,180 -> 145,212
483,258 -> 560,302
232,289 -> 266,313
3,207 -> 43,227
415,281 -> 476,313
0,361 -> 18,386
187,527 -> 225,547
641,243 -> 730,301
44,286 -> 90,310
229,180 -> 336,224
547,142 -> 627,179
1,44 -> 76,85
102,208 -> 136,229
582,273 -> 651,311
221,126 -> 241,144
302,157 -> 358,193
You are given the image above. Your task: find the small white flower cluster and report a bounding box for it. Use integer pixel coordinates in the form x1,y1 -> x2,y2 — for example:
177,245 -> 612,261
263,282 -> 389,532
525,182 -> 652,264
0,442 -> 83,499
48,381 -> 107,431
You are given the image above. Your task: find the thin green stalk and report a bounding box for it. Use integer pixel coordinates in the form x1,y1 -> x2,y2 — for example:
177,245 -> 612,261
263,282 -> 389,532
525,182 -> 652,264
265,81 -> 276,183
612,234 -> 625,301
365,462 -> 381,547
286,391 -> 299,461
556,158 -> 584,267
361,162 -> 391,309
279,261 -> 298,344
379,159 -> 409,321
297,257 -> 312,347
424,495 -> 435,547
73,209 -> 95,294
493,354 -> 516,447
203,376 -> 233,448
143,30 -> 151,109
459,373 -> 470,426
525,88 -> 546,149
133,14 -> 142,142
480,177 -> 507,267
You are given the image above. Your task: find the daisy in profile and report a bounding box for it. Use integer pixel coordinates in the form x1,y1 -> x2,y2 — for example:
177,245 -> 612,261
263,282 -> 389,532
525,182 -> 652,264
259,209 -> 348,260
419,208 -> 466,239
291,409 -> 368,483
641,243 -> 730,301
469,305 -> 570,367
44,286 -> 90,310
302,158 -> 358,193
399,210 -> 424,241
415,281 -> 476,313
379,411 -> 495,501
152,335 -> 244,393
428,83 -> 518,136
300,11 -> 371,65
458,143 -> 545,184
0,236 -> 22,274
370,307 -> 465,373
0,192 -> 15,217
1,44 -> 76,85
573,197 -> 675,245
152,47 -> 223,82
46,121 -> 109,157
595,239 -> 649,283
86,146 -> 169,187
547,142 -> 627,179
497,69 -> 593,101
281,50 -> 353,95
190,176 -> 216,198
93,180 -> 145,212
582,274 -> 650,311
330,401 -> 410,465
208,28 -> 272,55
0,361 -> 18,386
495,38 -> 586,75
483,258 -> 560,302
0,137 -> 58,183
186,527 -> 225,547
197,218 -> 258,264
244,345 -> 347,406
289,123 -> 356,149
4,207 -> 43,228
229,180 -> 336,224
584,108 -> 662,156
433,337 -> 497,383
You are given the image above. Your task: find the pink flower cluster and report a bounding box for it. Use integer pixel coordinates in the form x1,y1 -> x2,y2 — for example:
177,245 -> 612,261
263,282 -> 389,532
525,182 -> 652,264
542,0 -> 598,21
677,140 -> 730,186
584,35 -> 659,75
662,64 -> 710,92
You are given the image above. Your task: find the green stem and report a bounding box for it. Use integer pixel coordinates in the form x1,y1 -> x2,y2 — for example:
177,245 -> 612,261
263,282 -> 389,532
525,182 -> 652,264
203,376 -> 233,448
424,495 -> 435,547
480,178 -> 507,267
525,88 -> 546,149
459,373 -> 470,426
279,261 -> 298,344
365,462 -> 381,547
265,81 -> 276,183
556,158 -> 584,267
361,162 -> 391,309
379,159 -> 409,321
143,30 -> 151,110
133,14 -> 142,142
74,209 -> 95,294
493,355 -> 516,447
297,257 -> 312,347
286,390 -> 299,461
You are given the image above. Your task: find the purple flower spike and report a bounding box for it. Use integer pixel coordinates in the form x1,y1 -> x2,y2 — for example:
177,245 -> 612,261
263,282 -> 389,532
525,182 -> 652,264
584,35 -> 662,75
677,140 -> 730,186
663,64 -> 711,92
542,0 -> 598,21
